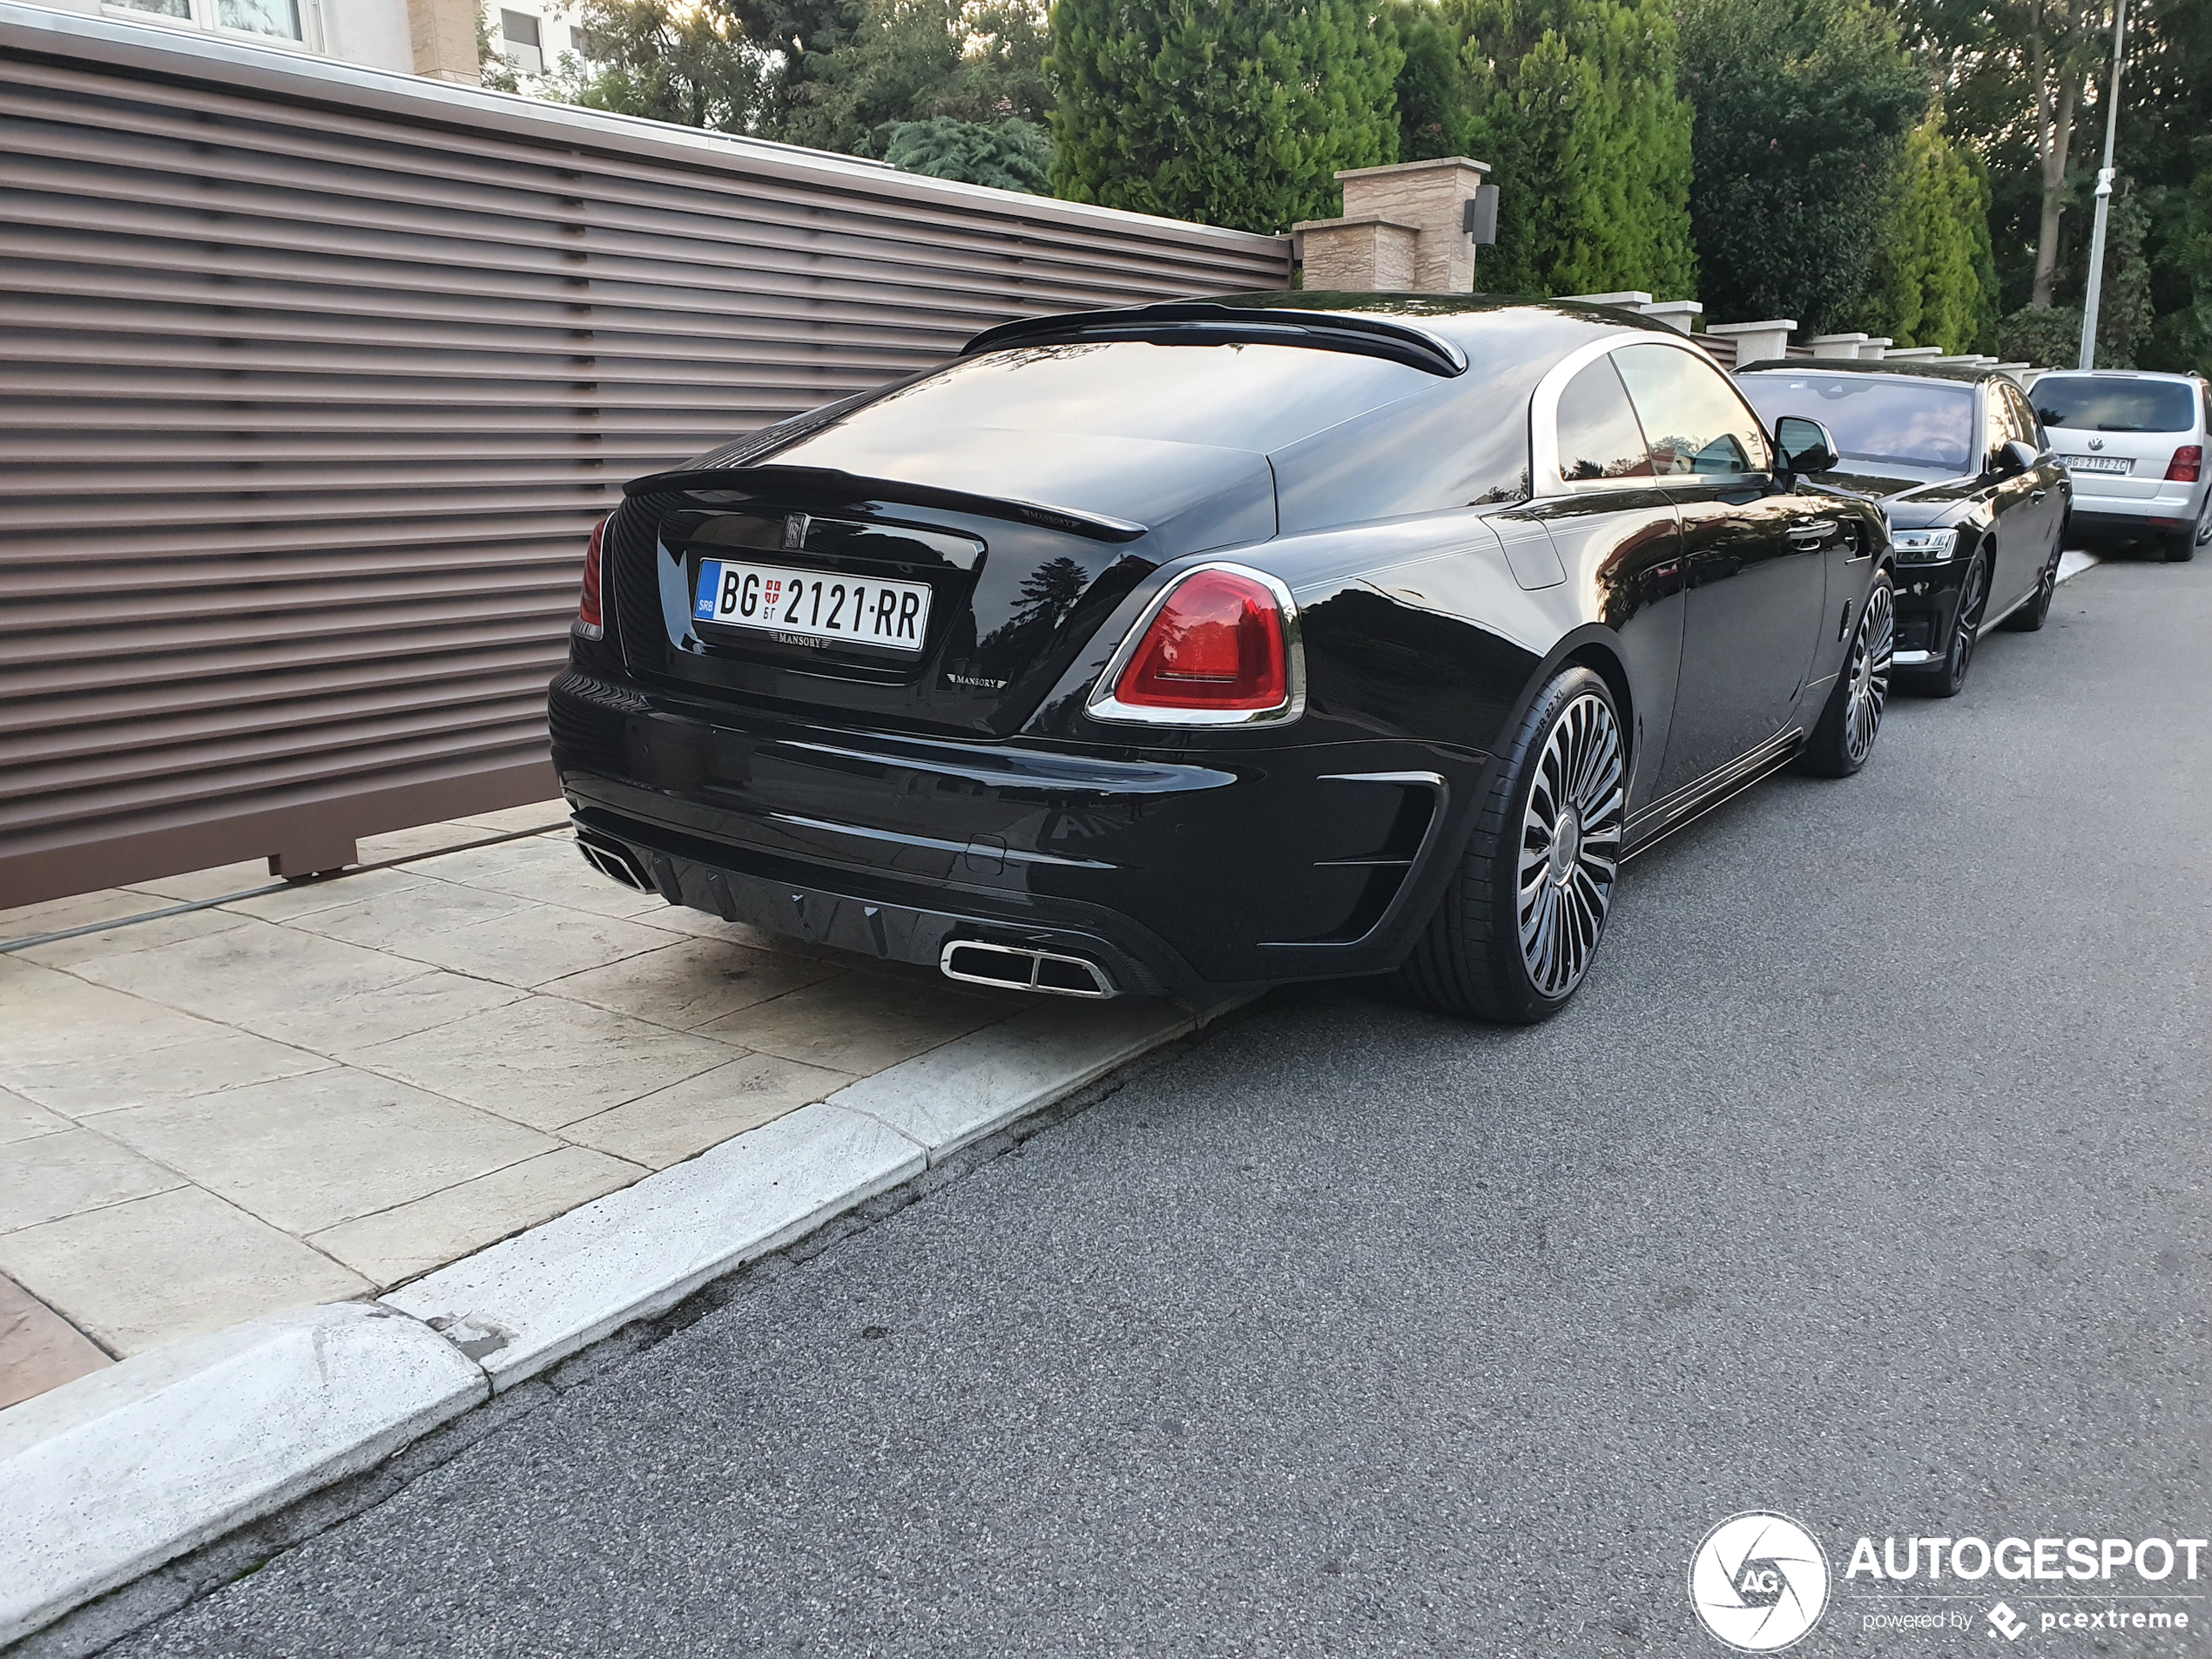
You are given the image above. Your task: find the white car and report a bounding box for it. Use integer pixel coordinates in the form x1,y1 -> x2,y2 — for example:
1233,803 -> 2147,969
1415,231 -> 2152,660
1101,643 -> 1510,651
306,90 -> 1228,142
2030,369 -> 2211,561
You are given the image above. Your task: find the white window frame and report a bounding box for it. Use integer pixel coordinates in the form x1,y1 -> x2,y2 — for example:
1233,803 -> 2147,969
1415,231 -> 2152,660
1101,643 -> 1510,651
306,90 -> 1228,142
496,8 -> 546,77
101,0 -> 328,56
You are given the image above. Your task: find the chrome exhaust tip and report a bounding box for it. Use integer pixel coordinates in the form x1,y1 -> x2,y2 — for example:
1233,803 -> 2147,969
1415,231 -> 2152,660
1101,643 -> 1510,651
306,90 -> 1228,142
940,940 -> 1117,999
576,833 -> 651,893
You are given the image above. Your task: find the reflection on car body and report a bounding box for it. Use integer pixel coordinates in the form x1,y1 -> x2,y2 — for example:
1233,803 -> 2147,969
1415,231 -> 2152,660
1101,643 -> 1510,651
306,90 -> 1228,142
553,296 -> 1896,1022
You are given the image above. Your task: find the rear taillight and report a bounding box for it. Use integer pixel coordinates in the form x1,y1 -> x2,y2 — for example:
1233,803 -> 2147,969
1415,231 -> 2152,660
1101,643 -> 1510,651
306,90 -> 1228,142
575,516 -> 606,640
2167,445 -> 2202,483
1090,565 -> 1299,724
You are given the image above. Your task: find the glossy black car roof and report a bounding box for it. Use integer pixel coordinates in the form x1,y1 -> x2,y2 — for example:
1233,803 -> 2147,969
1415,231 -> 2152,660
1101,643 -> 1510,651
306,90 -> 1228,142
1737,357 -> 2009,386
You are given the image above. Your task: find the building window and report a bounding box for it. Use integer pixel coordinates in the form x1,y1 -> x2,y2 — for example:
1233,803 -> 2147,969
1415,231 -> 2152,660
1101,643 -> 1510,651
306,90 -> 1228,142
106,0 -> 312,46
499,10 -> 544,75
217,0 -> 304,39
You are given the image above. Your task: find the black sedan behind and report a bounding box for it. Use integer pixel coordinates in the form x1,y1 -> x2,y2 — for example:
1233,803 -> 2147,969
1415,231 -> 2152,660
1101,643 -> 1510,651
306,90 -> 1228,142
1737,359 -> 2071,696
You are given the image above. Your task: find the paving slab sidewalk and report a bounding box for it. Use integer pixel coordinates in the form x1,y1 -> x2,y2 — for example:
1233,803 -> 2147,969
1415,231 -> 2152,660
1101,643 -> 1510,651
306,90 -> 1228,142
0,804 -> 1243,1649
0,801 -> 1036,1409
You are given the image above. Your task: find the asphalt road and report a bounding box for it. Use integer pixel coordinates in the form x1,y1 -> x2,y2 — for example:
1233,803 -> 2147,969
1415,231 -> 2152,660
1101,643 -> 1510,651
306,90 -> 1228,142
120,556 -> 2210,1658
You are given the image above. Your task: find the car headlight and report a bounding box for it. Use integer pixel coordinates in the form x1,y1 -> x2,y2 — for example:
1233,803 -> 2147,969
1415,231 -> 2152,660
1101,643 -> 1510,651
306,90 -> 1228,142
1890,528 -> 1959,563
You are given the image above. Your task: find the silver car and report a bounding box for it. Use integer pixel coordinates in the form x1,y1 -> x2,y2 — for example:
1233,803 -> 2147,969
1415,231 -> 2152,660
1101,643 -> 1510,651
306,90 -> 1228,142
2030,369 -> 2211,561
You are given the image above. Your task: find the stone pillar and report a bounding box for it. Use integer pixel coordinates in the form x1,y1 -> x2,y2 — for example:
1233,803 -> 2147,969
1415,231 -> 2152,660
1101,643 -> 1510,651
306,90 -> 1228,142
1857,337 -> 1894,360
1561,291 -> 1656,310
408,0 -> 480,84
1293,158 -> 1491,293
1880,347 -> 1946,362
1703,320 -> 1796,367
1639,300 -> 1704,334
1807,333 -> 1869,360
1294,219 -> 1421,293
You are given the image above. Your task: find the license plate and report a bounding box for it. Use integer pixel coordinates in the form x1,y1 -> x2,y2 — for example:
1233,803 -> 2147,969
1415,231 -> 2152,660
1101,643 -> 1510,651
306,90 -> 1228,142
2060,454 -> 2132,474
692,559 -> 931,652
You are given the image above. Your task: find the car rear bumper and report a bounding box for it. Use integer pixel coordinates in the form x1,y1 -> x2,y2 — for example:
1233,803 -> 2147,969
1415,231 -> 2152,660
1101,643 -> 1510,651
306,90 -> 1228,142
2069,487 -> 2203,536
548,670 -> 1487,994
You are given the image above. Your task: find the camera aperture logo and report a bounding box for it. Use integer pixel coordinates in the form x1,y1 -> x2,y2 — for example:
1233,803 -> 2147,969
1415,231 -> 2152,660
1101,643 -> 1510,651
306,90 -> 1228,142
1689,1513 -> 1832,1651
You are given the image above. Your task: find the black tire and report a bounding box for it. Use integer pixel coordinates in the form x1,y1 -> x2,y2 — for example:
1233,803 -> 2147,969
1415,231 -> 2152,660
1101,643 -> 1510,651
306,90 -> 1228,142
1798,572 -> 1893,778
1399,666 -> 1625,1024
1900,547 -> 1987,698
2001,530 -> 2063,631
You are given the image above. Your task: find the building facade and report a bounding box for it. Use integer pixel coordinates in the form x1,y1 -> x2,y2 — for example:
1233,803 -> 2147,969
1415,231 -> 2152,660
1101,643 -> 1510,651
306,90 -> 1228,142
27,0 -> 591,84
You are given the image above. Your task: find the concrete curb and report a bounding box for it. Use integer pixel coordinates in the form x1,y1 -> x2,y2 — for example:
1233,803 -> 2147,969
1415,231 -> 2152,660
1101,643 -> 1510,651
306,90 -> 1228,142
0,1304 -> 486,1646
384,1102 -> 926,1388
0,992 -> 1244,1649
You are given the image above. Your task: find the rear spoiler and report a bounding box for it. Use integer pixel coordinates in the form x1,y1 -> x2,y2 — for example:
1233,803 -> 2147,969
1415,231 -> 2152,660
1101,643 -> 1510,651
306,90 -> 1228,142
961,302 -> 1470,378
624,464 -> 1150,543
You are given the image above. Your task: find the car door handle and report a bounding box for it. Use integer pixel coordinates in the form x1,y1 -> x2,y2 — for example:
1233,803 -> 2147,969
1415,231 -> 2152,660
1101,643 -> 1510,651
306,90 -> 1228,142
2031,489 -> 2047,502
1786,520 -> 1836,545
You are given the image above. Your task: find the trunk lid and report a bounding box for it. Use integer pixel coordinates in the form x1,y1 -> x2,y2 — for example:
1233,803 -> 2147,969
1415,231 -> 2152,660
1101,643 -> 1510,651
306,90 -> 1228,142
608,442 -> 1276,738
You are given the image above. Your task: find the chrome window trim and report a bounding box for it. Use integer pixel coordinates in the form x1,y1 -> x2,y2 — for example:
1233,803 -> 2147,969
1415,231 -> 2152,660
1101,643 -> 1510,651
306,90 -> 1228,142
1084,561 -> 1307,728
1528,331 -> 1777,499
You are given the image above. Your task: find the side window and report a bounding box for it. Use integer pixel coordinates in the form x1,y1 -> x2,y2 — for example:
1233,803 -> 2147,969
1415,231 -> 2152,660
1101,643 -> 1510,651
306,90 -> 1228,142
2006,384 -> 2044,448
1555,356 -> 1653,482
1613,342 -> 1774,478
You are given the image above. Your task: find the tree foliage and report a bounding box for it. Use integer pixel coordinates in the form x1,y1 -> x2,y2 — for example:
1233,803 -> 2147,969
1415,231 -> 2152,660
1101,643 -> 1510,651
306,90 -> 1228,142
1444,0 -> 1696,299
1390,0 -> 1478,163
772,0 -> 1049,155
1680,0 -> 1930,334
1857,106 -> 2000,352
555,1 -> 1046,161
1047,0 -> 1404,234
547,0 -> 767,132
1905,0 -> 2209,372
2149,158 -> 2212,374
885,115 -> 1054,192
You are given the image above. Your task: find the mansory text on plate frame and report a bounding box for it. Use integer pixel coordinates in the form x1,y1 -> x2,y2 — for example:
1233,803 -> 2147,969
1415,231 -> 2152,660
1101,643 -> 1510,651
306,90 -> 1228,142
552,295 -> 1895,1022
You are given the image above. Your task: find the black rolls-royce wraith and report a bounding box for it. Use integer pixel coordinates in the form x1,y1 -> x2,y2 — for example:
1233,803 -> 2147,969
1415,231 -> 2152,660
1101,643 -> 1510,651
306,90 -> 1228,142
552,295 -> 1895,1022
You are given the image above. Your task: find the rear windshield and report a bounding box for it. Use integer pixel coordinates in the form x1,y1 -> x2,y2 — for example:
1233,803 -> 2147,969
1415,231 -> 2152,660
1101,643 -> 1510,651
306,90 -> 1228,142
816,339 -> 1437,455
2031,375 -> 2198,434
1739,374 -> 1977,470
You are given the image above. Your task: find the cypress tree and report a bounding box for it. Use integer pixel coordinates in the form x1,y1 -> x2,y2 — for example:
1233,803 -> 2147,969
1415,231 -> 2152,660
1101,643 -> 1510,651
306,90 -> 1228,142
1679,0 -> 1928,334
1048,1 -> 1405,234
1446,0 -> 1696,299
1859,109 -> 2000,353
1391,0 -> 1478,162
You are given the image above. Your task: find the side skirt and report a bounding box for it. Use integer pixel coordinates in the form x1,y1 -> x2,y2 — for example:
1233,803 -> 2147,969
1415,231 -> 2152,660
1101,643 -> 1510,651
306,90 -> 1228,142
1621,725 -> 1804,862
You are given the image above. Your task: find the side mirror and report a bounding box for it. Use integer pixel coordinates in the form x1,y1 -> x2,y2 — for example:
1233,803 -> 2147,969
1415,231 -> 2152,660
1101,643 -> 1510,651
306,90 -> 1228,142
1775,415 -> 1839,475
1992,439 -> 2039,478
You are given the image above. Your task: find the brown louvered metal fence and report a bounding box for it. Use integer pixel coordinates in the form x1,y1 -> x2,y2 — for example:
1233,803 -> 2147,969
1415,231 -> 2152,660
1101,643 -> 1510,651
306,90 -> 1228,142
0,3 -> 1291,907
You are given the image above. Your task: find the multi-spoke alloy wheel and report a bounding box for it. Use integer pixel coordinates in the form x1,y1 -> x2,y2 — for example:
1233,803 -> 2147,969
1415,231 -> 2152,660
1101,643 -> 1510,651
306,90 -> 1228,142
1514,690 -> 1625,1000
1942,553 -> 1986,694
1399,665 -> 1628,1023
1842,579 -> 1892,765
1800,570 -> 1895,779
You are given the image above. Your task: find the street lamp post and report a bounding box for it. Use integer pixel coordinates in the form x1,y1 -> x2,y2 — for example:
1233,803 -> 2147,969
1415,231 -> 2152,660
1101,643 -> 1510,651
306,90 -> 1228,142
2077,0 -> 2130,371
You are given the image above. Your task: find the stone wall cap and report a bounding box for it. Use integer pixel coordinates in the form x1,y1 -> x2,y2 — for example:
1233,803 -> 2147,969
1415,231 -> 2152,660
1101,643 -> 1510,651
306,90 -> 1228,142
1705,319 -> 1799,334
1291,213 -> 1422,234
1333,156 -> 1492,183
